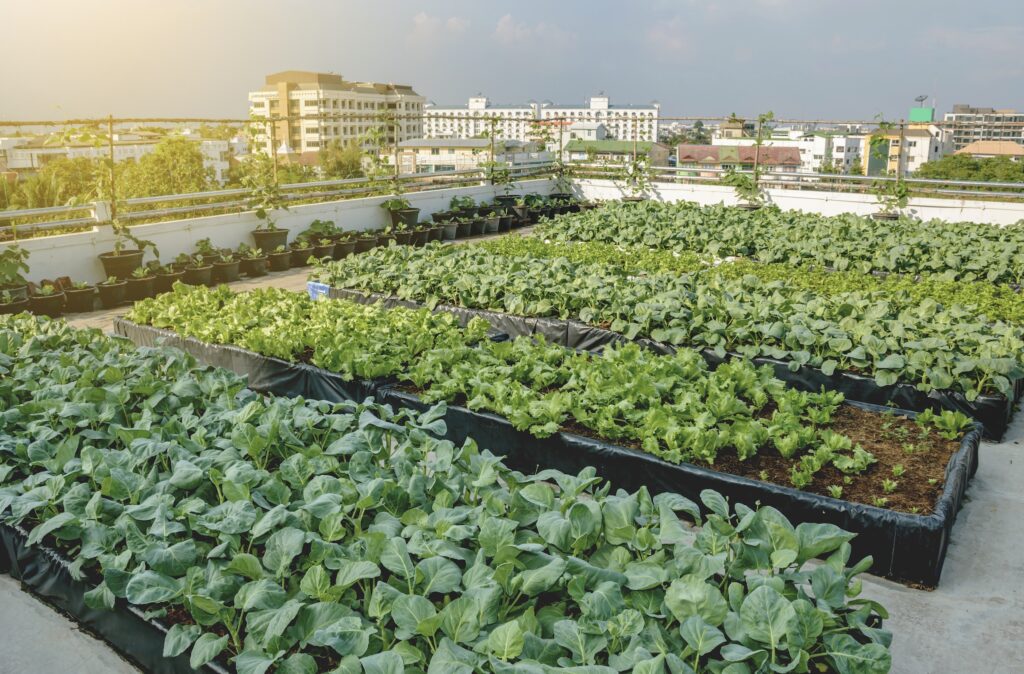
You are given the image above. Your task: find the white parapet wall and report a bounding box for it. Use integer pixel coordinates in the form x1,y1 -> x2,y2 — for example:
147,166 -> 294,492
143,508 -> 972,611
574,179 -> 1024,226
5,179 -> 555,285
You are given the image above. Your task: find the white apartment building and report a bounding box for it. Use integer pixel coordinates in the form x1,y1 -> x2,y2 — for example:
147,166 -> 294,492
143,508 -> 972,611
383,138 -> 553,174
0,132 -> 233,183
712,129 -> 863,174
943,104 -> 1024,151
424,93 -> 659,144
248,71 -> 425,156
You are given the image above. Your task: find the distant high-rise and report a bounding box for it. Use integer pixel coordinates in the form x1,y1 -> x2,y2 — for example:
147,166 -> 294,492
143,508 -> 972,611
424,93 -> 659,143
247,71 -> 425,156
943,104 -> 1024,151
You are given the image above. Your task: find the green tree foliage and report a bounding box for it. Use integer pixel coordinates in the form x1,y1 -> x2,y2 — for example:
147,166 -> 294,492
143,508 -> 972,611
916,154 -> 1024,183
118,136 -> 214,198
319,139 -> 365,179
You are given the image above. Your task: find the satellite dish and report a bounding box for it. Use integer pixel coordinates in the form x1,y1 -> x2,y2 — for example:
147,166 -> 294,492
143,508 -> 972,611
915,95 -> 928,104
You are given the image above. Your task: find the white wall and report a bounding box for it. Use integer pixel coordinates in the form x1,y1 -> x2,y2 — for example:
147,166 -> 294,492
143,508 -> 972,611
6,179 -> 556,284
573,179 -> 1024,225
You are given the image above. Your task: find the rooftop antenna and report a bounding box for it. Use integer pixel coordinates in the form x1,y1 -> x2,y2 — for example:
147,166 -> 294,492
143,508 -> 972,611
915,95 -> 928,105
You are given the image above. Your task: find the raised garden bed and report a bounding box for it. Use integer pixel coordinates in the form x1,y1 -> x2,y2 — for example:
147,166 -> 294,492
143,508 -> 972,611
323,285 -> 1019,440
377,387 -> 981,587
0,523 -> 225,674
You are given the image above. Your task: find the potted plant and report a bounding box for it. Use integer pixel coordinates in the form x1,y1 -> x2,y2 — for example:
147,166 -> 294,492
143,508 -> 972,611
723,170 -> 764,210
313,238 -> 336,259
334,233 -> 357,259
290,236 -> 315,267
411,224 -> 431,246
354,231 -> 378,254
211,251 -> 241,284
514,194 -> 544,223
97,275 -> 127,309
244,152 -> 290,251
268,245 -> 292,272
99,223 -> 158,280
468,216 -> 486,236
29,283 -> 65,318
872,177 -> 909,220
0,245 -> 30,300
0,289 -> 29,315
380,197 -> 420,228
455,218 -> 472,238
449,195 -> 476,218
303,219 -> 339,241
441,219 -> 459,240
63,281 -> 96,313
154,263 -> 185,294
125,266 -> 155,301
243,247 -> 268,277
479,205 -> 501,234
484,159 -> 518,207
183,254 -> 213,287
389,223 -> 413,246
431,209 -> 455,224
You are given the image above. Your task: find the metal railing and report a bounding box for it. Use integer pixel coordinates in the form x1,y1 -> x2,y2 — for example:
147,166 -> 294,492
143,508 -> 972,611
0,161 -> 558,238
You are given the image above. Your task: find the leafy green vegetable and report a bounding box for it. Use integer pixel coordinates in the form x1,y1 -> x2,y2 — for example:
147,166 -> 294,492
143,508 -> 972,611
0,313 -> 891,672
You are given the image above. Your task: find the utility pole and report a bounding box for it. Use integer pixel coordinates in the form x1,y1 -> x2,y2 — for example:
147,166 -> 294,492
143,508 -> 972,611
107,115 -> 116,222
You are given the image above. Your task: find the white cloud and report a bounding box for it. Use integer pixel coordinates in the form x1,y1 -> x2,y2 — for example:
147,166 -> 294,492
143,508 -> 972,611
493,14 -> 574,47
647,17 -> 697,60
411,12 -> 469,41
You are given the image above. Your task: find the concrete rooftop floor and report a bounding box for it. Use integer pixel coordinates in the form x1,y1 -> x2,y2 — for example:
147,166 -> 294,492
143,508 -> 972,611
3,236 -> 1023,673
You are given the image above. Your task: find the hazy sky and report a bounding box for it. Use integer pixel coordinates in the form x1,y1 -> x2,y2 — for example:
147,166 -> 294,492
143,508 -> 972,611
3,0 -> 1023,122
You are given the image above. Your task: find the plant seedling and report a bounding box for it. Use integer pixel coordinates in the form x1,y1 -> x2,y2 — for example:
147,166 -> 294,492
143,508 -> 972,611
881,479 -> 898,494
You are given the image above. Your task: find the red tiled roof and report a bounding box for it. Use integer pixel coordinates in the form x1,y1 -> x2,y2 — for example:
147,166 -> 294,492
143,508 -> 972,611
676,144 -> 801,166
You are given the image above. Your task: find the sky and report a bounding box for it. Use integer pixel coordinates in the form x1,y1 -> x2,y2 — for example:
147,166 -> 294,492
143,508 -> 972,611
2,0 -> 1023,123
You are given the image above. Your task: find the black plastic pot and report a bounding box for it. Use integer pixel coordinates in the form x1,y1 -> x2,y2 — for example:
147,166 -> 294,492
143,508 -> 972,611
290,247 -> 315,267
483,216 -> 500,234
251,228 -> 289,251
456,221 -> 472,238
377,235 -> 396,249
428,226 -> 444,242
354,236 -> 377,253
243,257 -> 268,277
736,203 -> 762,211
432,210 -> 454,223
313,243 -> 335,259
495,195 -> 518,208
334,241 -> 356,259
470,219 -> 485,236
268,251 -> 292,272
97,282 -> 126,309
212,260 -> 240,284
154,271 -> 185,294
183,265 -> 213,287
29,292 -> 65,318
125,276 -> 155,302
442,223 -> 459,240
98,250 -> 144,280
498,216 -> 513,232
388,208 -> 420,228
63,287 -> 96,313
872,212 -> 899,221
0,297 -> 29,314
412,229 -> 429,246
394,231 -> 413,246
0,283 -> 28,301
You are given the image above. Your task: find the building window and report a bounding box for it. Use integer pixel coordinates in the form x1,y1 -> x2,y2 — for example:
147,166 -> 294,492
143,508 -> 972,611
431,148 -> 440,155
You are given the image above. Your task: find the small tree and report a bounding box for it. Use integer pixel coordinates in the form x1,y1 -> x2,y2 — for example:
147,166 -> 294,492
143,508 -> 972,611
241,152 -> 287,230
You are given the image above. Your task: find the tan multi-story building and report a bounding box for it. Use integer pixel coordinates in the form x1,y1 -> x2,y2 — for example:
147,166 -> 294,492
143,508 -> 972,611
248,71 -> 425,156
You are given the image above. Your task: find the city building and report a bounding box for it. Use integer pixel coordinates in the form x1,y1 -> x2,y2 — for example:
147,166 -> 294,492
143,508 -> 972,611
248,70 -> 425,156
383,138 -> 552,174
0,131 -> 234,183
861,127 -> 948,176
942,104 -> 1024,151
711,129 -> 863,174
675,145 -> 801,177
424,93 -> 659,144
564,140 -> 670,166
954,140 -> 1024,161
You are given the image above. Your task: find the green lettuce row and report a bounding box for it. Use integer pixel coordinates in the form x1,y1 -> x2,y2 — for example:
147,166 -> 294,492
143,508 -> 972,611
310,244 -> 1024,400
483,237 -> 1024,327
0,314 -> 892,673
535,200 -> 1024,286
128,284 -> 491,382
